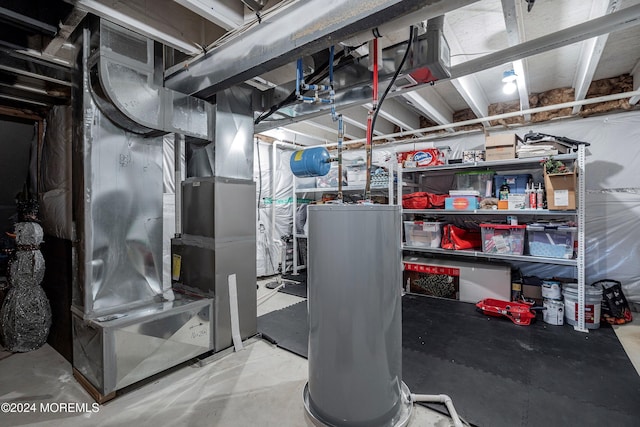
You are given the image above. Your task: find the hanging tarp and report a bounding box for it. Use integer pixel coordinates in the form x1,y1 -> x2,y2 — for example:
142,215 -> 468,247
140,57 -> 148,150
255,141 -> 294,277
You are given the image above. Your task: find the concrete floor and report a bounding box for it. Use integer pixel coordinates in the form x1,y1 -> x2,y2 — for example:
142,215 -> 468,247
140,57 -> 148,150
0,279 -> 455,427
1,278 -> 638,427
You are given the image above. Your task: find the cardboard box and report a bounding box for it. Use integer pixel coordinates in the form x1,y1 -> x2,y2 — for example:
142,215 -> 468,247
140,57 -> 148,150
397,149 -> 446,168
403,256 -> 511,302
544,169 -> 576,210
444,196 -> 479,210
507,193 -> 526,210
485,134 -> 521,161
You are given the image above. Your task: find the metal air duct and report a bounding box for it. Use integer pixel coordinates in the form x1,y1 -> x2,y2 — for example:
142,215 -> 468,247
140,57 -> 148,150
255,17 -> 450,133
89,19 -> 213,139
164,0 -> 480,98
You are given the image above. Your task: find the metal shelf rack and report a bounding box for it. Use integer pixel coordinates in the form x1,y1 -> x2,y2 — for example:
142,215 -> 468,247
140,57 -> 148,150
397,147 -> 587,331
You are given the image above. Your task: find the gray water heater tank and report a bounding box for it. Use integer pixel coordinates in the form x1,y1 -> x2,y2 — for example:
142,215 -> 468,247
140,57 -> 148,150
304,204 -> 412,426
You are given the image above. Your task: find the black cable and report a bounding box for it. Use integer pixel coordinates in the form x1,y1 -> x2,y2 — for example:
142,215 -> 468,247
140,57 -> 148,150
370,26 -> 414,140
254,49 -> 350,125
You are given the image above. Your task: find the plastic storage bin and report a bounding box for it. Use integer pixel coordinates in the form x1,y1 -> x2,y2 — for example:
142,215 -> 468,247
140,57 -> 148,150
480,223 -> 526,255
455,170 -> 495,197
493,174 -> 532,197
404,221 -> 445,248
526,224 -> 577,259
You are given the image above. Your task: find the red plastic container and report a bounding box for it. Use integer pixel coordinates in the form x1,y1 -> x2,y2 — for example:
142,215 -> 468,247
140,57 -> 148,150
476,298 -> 536,325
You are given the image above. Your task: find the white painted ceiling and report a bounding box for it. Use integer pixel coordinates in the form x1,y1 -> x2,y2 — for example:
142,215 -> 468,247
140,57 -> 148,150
1,0 -> 639,145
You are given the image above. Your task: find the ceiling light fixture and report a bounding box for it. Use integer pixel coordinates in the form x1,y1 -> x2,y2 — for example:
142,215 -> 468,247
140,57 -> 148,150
502,69 -> 517,94
502,69 -> 517,83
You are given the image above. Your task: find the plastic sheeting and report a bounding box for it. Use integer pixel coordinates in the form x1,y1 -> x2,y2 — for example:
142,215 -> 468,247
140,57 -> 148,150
39,105 -> 73,240
391,110 -> 640,304
255,141 -> 294,277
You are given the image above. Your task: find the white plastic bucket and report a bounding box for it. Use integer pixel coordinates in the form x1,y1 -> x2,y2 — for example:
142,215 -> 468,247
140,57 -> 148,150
542,298 -> 564,325
562,284 -> 602,329
541,280 -> 562,300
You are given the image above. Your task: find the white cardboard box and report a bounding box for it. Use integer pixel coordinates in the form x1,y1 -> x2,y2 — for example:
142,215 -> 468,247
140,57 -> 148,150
508,193 -> 527,210
403,255 -> 511,302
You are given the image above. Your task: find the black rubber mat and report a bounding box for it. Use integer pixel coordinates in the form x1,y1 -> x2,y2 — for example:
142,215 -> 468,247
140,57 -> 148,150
282,271 -> 307,282
257,300 -> 308,358
278,280 -> 307,298
277,273 -> 307,298
257,294 -> 640,427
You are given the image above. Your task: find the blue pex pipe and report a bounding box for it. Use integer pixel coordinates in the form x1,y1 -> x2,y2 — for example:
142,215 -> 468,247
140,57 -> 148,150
302,84 -> 331,91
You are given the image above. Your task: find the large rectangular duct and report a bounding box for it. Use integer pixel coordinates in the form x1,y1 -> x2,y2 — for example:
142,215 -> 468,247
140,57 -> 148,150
172,85 -> 257,352
164,0 -> 479,98
71,21 -> 214,397
89,19 -> 213,139
71,298 -> 213,395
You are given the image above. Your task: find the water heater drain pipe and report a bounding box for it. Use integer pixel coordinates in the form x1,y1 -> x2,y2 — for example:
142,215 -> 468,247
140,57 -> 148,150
411,394 -> 465,427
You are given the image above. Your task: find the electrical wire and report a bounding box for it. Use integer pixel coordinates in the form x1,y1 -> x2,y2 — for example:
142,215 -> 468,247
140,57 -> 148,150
364,26 -> 413,199
370,26 -> 414,143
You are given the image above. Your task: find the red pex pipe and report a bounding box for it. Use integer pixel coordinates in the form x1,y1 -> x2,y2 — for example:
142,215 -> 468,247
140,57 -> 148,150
365,38 -> 379,200
372,38 -> 379,105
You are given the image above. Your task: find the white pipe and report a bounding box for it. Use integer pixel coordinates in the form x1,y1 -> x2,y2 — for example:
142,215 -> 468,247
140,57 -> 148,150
257,283 -> 286,306
330,89 -> 640,146
411,393 -> 465,427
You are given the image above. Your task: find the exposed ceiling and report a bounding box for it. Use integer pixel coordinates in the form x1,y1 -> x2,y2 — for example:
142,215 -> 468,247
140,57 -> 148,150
1,0 -> 639,144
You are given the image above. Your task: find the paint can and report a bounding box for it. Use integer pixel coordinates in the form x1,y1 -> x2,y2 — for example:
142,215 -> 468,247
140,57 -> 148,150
542,298 -> 564,325
562,283 -> 603,329
541,280 -> 562,300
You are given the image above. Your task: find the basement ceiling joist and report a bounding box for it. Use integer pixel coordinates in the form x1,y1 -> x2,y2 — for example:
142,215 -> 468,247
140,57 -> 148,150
501,0 -> 531,121
0,0 -> 638,143
571,0 -> 618,115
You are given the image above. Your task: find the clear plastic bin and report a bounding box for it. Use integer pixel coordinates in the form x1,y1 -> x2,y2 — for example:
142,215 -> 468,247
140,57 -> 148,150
480,223 -> 526,255
493,174 -> 532,197
404,221 -> 445,248
527,224 -> 577,259
455,170 -> 495,197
